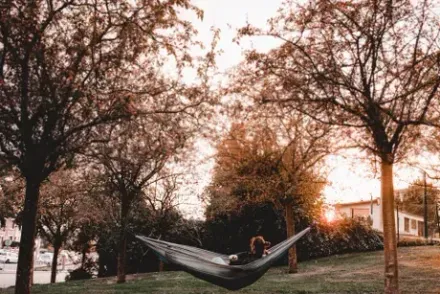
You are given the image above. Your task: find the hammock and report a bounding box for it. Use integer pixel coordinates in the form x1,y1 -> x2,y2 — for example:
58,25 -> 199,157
135,227 -> 311,290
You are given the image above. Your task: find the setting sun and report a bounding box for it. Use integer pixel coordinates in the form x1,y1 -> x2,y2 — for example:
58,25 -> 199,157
324,208 -> 336,222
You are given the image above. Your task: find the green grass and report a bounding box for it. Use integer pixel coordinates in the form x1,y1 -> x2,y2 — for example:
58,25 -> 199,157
2,246 -> 440,294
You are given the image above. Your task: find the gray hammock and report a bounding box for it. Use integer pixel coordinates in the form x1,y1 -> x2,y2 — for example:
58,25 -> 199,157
135,227 -> 310,291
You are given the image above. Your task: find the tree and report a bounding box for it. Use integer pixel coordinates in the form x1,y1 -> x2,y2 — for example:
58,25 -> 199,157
0,1 -> 208,293
94,177 -> 192,277
70,219 -> 99,269
397,179 -> 439,233
234,1 -> 440,291
206,121 -> 326,272
88,114 -> 192,283
0,175 -> 24,225
38,170 -> 85,283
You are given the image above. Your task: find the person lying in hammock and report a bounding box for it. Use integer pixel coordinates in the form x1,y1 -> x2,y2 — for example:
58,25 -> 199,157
228,236 -> 271,265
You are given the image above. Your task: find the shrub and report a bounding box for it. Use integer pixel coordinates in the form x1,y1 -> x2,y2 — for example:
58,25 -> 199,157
296,219 -> 383,261
398,237 -> 440,247
203,203 -> 383,263
65,268 -> 92,281
65,258 -> 96,281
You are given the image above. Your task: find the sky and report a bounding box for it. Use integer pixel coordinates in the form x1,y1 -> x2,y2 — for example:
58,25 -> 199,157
190,0 -> 284,69
177,0 -> 440,218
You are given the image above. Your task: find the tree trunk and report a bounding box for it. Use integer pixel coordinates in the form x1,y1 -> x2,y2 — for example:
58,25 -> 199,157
381,158 -> 399,294
285,202 -> 297,273
81,246 -> 87,268
159,260 -> 165,272
50,243 -> 61,283
15,180 -> 41,294
117,202 -> 129,284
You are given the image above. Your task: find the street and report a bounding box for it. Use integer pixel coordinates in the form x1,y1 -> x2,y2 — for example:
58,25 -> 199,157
0,263 -> 71,288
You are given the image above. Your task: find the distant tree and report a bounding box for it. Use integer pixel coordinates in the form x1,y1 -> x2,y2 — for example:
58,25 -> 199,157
206,121 -> 326,272
0,1 -> 209,293
69,219 -> 99,269
37,170 -> 85,283
234,1 -> 440,291
0,175 -> 24,225
397,179 -> 439,232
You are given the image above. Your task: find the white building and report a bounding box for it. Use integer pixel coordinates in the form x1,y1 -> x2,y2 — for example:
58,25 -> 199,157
334,198 -> 427,237
0,218 -> 21,246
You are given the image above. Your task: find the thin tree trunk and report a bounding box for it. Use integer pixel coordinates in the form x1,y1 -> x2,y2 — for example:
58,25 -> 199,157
381,158 -> 399,294
15,179 -> 41,294
117,234 -> 127,283
159,260 -> 164,272
117,202 -> 129,284
285,202 -> 297,273
30,242 -> 34,286
81,247 -> 87,268
50,243 -> 61,283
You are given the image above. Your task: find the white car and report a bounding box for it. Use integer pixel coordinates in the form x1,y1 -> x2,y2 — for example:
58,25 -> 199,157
38,253 -> 53,266
0,251 -> 18,263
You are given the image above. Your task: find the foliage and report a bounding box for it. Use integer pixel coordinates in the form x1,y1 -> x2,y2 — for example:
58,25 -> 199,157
0,175 -> 25,222
37,169 -> 91,283
38,170 -> 84,245
397,179 -> 439,230
65,258 -> 96,281
397,237 -> 440,247
68,220 -> 100,267
297,219 -> 383,261
234,0 -> 440,162
65,268 -> 92,282
205,123 -> 325,221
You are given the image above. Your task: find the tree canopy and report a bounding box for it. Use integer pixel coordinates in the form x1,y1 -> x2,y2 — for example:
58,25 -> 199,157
206,122 -> 325,222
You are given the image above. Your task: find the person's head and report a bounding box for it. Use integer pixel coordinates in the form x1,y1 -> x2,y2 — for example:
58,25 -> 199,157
250,236 -> 271,257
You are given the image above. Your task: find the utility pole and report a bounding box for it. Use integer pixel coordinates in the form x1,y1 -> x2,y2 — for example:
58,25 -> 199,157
423,171 -> 428,239
435,202 -> 440,237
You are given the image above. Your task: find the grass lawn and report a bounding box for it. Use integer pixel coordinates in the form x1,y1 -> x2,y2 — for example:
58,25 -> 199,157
2,246 -> 439,294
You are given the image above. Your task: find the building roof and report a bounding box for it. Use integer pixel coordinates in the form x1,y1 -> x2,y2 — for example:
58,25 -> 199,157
396,209 -> 424,220
334,198 -> 379,207
334,198 -> 424,219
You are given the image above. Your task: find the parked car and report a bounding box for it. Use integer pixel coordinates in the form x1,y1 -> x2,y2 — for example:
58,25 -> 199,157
0,251 -> 18,263
38,253 -> 53,266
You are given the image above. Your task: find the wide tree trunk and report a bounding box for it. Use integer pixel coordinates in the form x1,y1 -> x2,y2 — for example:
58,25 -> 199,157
15,179 -> 41,294
117,202 -> 129,284
285,202 -> 297,273
381,158 -> 398,294
51,243 -> 61,283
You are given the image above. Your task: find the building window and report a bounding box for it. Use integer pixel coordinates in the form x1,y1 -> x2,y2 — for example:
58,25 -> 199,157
404,218 -> 410,232
411,219 -> 416,230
